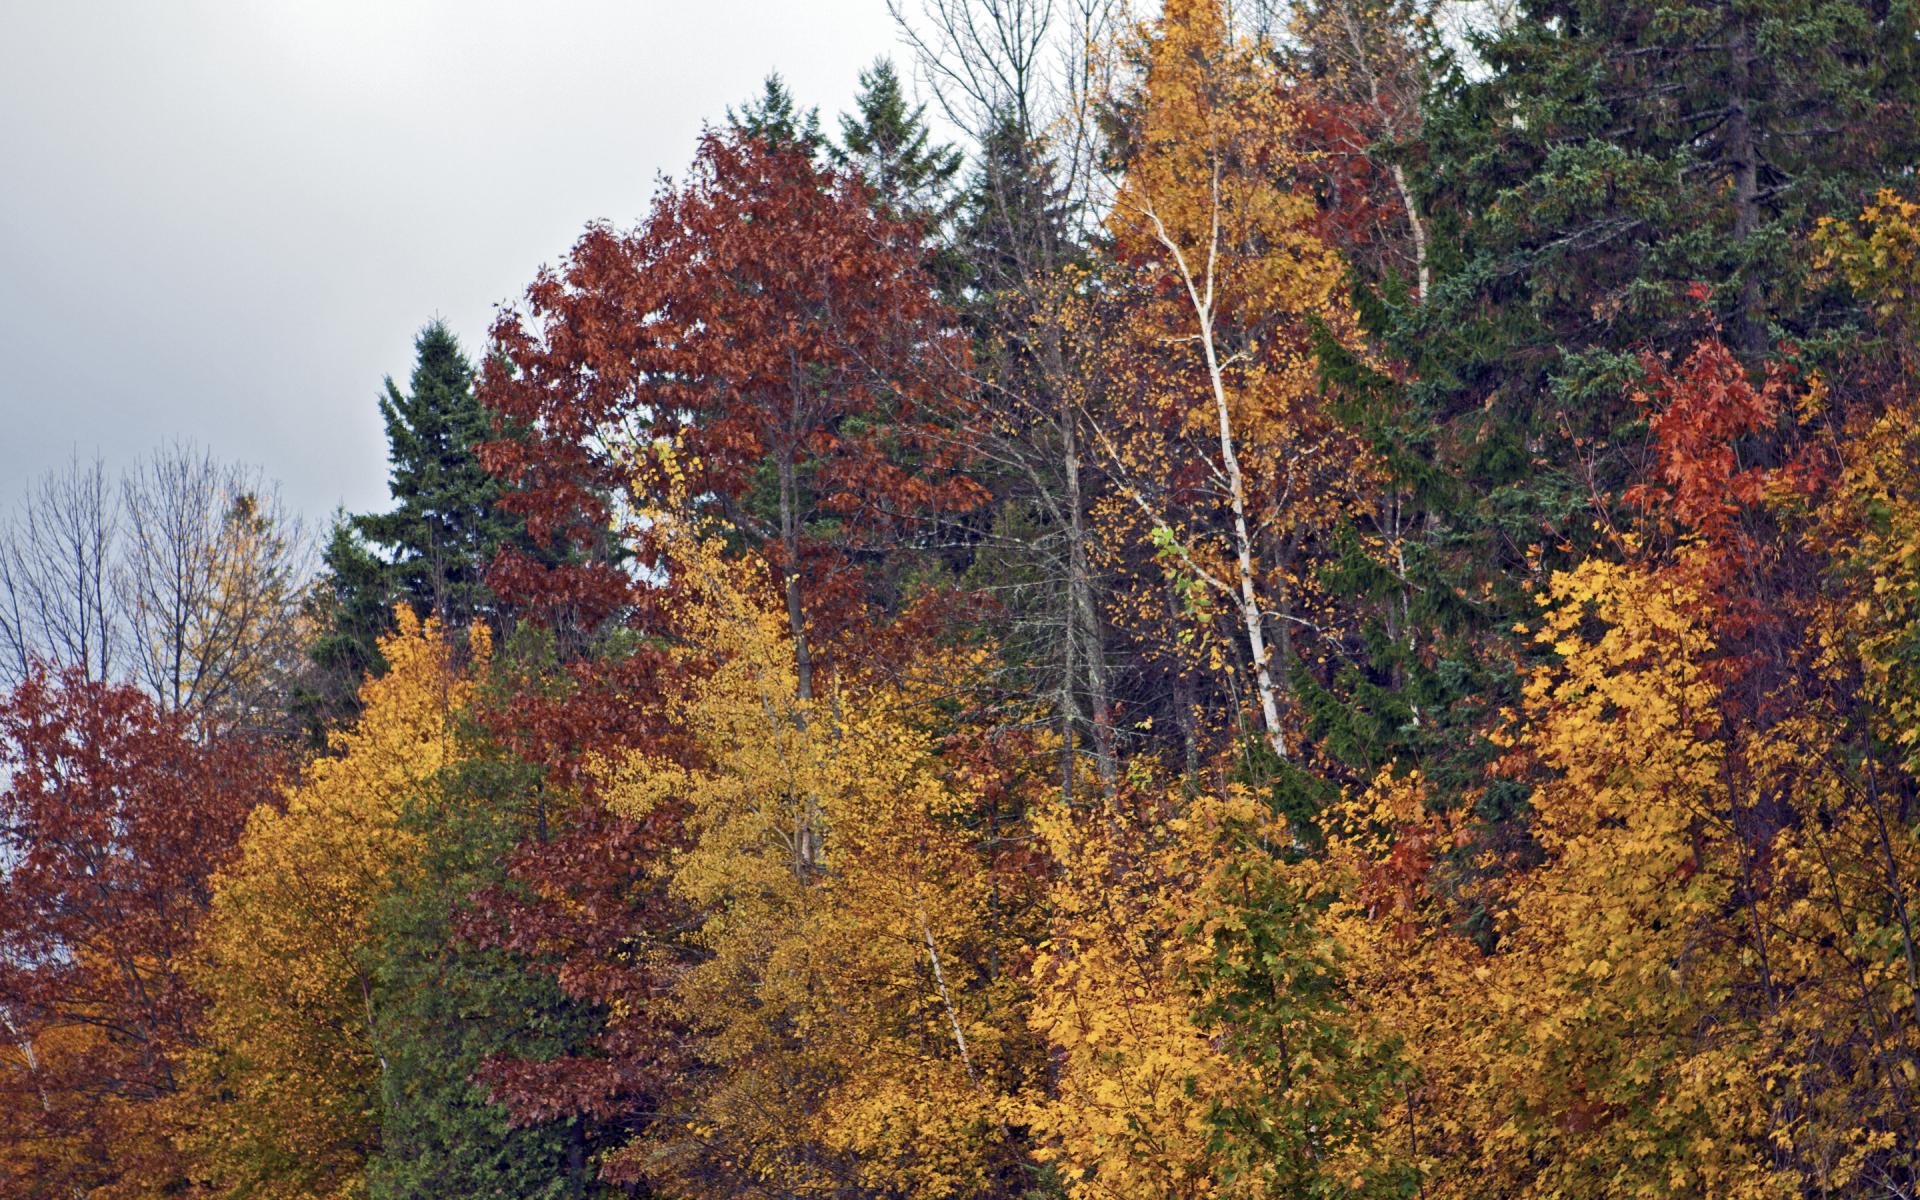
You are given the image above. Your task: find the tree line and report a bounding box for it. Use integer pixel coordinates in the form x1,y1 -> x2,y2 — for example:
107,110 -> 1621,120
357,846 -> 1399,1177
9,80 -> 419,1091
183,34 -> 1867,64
5,0 -> 1920,1196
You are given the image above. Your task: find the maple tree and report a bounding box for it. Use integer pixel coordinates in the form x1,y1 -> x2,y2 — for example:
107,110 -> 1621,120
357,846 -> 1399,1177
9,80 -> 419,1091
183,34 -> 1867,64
480,126 -> 982,693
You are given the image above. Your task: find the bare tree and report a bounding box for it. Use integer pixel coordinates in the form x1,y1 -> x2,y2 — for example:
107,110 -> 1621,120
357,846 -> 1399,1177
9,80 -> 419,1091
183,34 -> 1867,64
119,444 -> 310,730
890,0 -> 1123,235
891,0 -> 1133,795
0,445 -> 310,734
0,454 -> 120,689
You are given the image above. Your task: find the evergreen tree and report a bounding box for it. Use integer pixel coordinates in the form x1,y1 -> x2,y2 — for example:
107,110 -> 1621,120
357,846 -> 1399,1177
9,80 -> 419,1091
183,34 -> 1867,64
834,58 -> 962,227
1293,0 -> 1920,828
359,321 -> 517,630
292,513 -> 398,738
726,73 -> 823,156
1414,0 -> 1919,485
955,109 -> 1077,301
296,322 -> 521,738
367,732 -> 605,1200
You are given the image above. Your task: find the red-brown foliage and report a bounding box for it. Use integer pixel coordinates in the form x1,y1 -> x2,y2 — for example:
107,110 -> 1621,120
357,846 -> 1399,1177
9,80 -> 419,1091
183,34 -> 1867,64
0,670 -> 282,1196
479,129 -> 985,678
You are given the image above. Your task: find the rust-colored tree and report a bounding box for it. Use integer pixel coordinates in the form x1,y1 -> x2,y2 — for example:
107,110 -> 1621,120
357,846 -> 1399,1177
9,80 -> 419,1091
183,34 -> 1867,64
459,126 -> 990,1189
0,671 -> 280,1198
481,128 -> 984,696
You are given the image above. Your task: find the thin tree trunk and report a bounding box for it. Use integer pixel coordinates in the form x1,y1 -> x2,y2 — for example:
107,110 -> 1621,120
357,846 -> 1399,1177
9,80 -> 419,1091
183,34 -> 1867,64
777,447 -> 821,876
919,910 -> 977,1082
1140,181 -> 1290,761
1196,281 -> 1288,760
1726,15 -> 1765,358
1390,162 -> 1429,303
777,451 -> 813,703
1064,410 -> 1117,790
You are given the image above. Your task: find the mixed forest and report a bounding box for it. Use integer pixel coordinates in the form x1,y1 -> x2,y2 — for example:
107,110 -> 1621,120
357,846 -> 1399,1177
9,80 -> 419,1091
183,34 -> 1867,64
7,0 -> 1920,1195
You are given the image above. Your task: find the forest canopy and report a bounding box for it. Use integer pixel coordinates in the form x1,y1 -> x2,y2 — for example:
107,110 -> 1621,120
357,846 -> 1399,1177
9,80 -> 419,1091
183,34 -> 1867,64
5,2 -> 1920,1197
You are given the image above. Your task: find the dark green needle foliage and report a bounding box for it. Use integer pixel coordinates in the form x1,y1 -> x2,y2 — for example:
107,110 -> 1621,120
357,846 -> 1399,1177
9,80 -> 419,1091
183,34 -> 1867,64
296,321 -> 522,738
367,739 -> 604,1200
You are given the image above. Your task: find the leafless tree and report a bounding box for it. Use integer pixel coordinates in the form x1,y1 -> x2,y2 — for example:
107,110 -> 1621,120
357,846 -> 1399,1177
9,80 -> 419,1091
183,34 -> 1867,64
890,0 -> 1133,796
0,454 -> 120,689
0,445 -> 310,735
118,444 -> 310,730
889,0 -> 1124,235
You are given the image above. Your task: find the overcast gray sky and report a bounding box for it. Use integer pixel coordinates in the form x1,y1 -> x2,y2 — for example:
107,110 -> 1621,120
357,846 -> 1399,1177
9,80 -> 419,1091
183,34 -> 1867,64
0,0 -> 907,525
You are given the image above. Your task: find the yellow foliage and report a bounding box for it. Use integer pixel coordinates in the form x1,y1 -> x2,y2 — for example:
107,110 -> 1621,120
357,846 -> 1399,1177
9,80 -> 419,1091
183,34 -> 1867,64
1814,188 -> 1920,341
1090,0 -> 1374,754
1021,783 -> 1399,1200
1019,794 -> 1232,1200
1471,559 -> 1784,1197
1317,546 -> 1920,1197
179,611 -> 479,1200
603,515 -> 1033,1198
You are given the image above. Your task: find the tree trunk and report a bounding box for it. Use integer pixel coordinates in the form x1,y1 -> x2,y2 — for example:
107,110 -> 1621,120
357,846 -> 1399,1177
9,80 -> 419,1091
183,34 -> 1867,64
1196,305 -> 1288,761
777,451 -> 813,703
1062,402 -> 1116,790
1726,15 -> 1766,359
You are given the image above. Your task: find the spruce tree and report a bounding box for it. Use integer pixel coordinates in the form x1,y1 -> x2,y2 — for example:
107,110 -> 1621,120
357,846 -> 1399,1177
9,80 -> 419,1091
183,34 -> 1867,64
358,321 -> 516,630
293,514 -> 398,738
1414,0 -> 1920,483
955,109 -> 1077,300
295,322 -> 521,738
367,729 -> 604,1200
834,58 -> 962,225
726,73 -> 823,156
1293,0 -> 1920,825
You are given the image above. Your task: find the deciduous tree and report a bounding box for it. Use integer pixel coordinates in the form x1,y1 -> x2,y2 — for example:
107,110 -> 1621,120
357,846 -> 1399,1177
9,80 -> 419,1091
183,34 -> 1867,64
183,612 -> 476,1200
0,669 -> 279,1198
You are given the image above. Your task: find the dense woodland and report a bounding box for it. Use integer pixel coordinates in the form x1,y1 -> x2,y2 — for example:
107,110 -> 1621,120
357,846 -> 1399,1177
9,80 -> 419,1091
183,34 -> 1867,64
6,0 -> 1920,1195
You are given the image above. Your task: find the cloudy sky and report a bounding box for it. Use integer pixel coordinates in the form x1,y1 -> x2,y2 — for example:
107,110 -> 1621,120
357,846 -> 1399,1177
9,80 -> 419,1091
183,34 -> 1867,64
0,1 -> 907,526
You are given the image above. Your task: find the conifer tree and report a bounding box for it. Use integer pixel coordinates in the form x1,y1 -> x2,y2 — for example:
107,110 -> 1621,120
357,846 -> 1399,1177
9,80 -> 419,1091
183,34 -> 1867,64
726,73 -> 823,156
1414,0 -> 1919,485
835,58 -> 962,227
955,109 -> 1076,300
299,322 -> 520,736
295,514 -> 394,737
358,321 -> 516,630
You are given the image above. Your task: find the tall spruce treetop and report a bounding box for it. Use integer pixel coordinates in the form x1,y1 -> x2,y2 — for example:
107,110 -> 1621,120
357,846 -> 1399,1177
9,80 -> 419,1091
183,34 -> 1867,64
358,321 -> 516,630
834,58 -> 962,225
727,73 -> 824,157
296,322 -> 519,739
